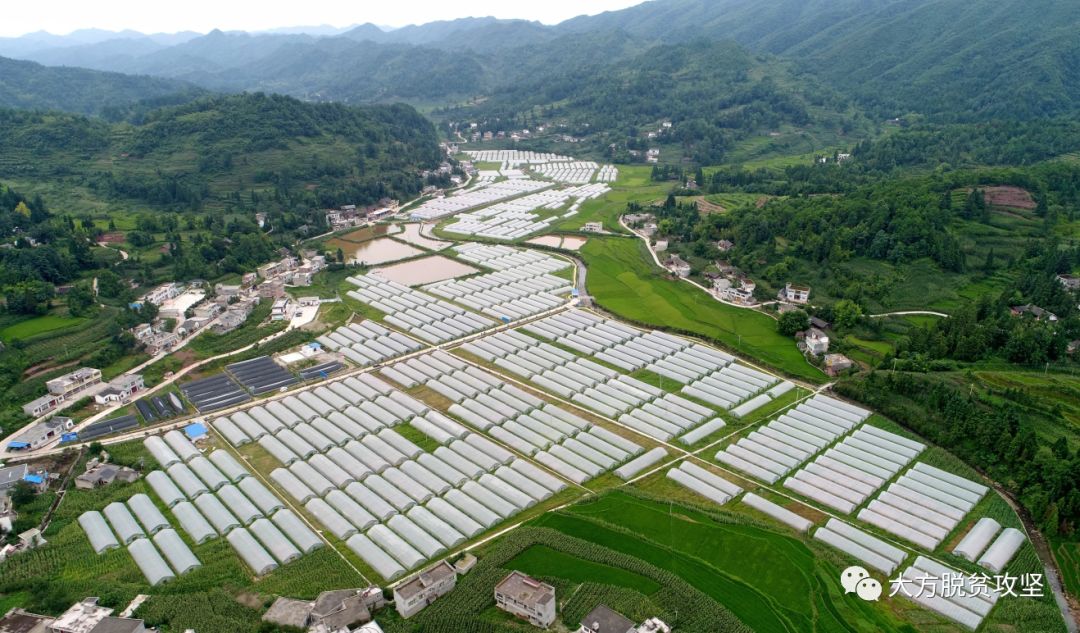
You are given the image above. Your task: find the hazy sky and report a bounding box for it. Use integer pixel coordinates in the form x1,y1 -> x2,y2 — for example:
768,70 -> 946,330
2,0 -> 648,37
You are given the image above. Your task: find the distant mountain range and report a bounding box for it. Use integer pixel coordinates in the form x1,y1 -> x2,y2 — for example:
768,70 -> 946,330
0,56 -> 202,116
2,0 -> 1079,121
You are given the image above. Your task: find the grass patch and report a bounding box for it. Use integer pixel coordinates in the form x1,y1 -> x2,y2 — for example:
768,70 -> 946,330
534,491 -> 922,633
0,315 -> 88,342
580,236 -> 822,383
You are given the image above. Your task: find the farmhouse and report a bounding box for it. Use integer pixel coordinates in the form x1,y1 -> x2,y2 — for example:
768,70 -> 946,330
213,311 -> 247,334
259,280 -> 286,299
193,303 -> 224,319
1054,272 -> 1080,289
309,587 -> 382,631
663,255 -> 691,278
1010,304 -> 1058,322
780,283 -> 811,304
93,374 -> 145,405
718,286 -> 755,306
494,571 -> 556,628
825,353 -> 855,376
22,368 -> 104,417
137,283 -> 181,307
74,461 -> 139,490
214,284 -> 242,298
270,298 -> 293,321
583,222 -> 604,233
393,560 -> 457,618
7,416 -> 74,450
716,239 -> 734,252
47,368 -> 103,400
804,328 -> 830,355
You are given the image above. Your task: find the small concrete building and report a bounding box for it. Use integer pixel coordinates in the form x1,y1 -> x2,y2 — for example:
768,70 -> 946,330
805,328 -> 830,356
47,368 -> 103,400
74,463 -> 140,490
494,571 -> 556,628
49,598 -> 113,633
7,417 -> 74,451
780,283 -> 811,304
394,560 -> 457,618
94,375 -> 145,405
824,354 -> 855,377
578,605 -> 635,633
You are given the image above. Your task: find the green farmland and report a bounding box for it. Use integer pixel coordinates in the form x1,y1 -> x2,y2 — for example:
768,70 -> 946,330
580,236 -> 823,383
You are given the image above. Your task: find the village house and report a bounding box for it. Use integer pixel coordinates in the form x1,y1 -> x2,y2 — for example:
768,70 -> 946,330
718,285 -> 755,306
393,560 -> 457,618
716,239 -> 734,252
326,205 -> 366,231
270,298 -> 292,321
6,415 -> 74,452
1010,304 -> 1058,322
193,303 -> 224,319
53,601 -> 115,632
583,222 -> 604,233
780,283 -> 811,304
213,312 -> 246,334
288,269 -> 313,286
130,325 -> 178,356
494,571 -> 557,628
653,239 -> 668,252
21,393 -> 64,418
309,587 -> 382,631
214,284 -> 242,299
0,464 -> 30,492
48,368 -> 103,400
136,283 -> 181,307
664,255 -> 691,278
93,374 -> 145,405
22,368 -> 104,417
1058,274 -> 1080,290
825,354 -> 855,377
74,460 -> 139,490
623,213 -> 654,226
804,327 -> 830,355
259,280 -> 287,299
257,261 -> 283,279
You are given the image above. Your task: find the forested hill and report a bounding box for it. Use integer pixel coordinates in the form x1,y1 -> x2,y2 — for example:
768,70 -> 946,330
7,0 -> 1079,121
0,55 -> 202,116
452,40 -> 862,164
0,93 -> 440,212
562,0 -> 1080,120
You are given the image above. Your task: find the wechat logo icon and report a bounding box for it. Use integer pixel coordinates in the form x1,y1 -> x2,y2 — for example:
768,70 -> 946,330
841,566 -> 883,601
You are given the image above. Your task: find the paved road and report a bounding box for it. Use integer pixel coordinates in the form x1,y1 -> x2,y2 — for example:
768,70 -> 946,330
869,310 -> 950,318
